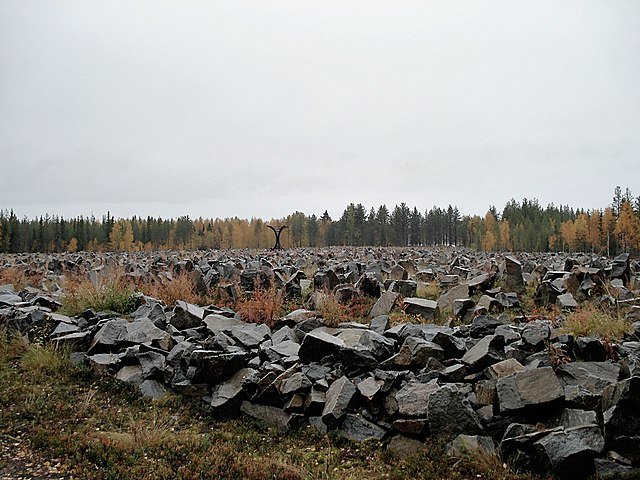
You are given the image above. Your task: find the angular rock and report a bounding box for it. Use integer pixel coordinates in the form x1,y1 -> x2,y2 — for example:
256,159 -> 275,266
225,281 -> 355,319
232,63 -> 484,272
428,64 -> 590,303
240,401 -> 295,432
447,434 -> 496,458
402,298 -> 439,320
299,329 -> 345,363
556,361 -> 620,395
322,376 -> 356,426
427,386 -> 483,438
462,335 -> 504,372
369,292 -> 400,318
139,379 -> 170,399
167,301 -> 205,330
387,435 -> 425,459
534,425 -> 604,479
338,413 -> 386,442
395,380 -> 440,417
496,367 -> 564,414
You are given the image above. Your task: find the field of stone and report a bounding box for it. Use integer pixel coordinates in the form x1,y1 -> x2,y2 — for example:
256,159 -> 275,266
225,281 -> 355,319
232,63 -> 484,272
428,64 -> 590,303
1,247 -> 639,479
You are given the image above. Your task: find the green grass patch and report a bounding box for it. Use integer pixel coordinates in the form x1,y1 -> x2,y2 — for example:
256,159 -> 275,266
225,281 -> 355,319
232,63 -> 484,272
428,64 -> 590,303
61,271 -> 139,316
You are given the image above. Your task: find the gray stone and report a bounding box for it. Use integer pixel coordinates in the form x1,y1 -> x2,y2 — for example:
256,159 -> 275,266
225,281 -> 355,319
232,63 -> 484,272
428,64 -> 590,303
167,301 -> 205,330
322,376 -> 356,426
534,425 -> 604,479
137,351 -> 166,380
461,335 -> 504,372
139,379 -> 170,399
211,368 -> 260,417
338,413 -> 386,442
369,315 -> 389,334
496,367 -> 564,413
87,353 -> 120,376
187,350 -> 249,384
89,319 -> 129,353
395,380 -> 440,417
402,298 -> 439,320
521,321 -> 551,350
469,315 -> 503,338
116,365 -> 144,385
229,323 -> 271,348
560,409 -> 598,429
436,283 -> 470,313
299,329 -> 345,363
357,376 -> 384,402
126,318 -> 173,350
390,337 -> 444,368
369,292 -> 399,318
556,293 -> 578,309
427,386 -> 483,438
447,434 -> 496,458
386,435 -> 425,459
484,358 -> 525,380
240,401 -> 294,432
556,361 -> 620,395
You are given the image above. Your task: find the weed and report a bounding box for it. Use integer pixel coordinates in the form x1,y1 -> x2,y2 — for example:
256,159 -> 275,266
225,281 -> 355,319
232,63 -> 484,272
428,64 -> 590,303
61,270 -> 139,316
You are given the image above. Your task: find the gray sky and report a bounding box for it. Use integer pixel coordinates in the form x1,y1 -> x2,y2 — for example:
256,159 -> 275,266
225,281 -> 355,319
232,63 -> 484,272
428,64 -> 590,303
1,1 -> 639,221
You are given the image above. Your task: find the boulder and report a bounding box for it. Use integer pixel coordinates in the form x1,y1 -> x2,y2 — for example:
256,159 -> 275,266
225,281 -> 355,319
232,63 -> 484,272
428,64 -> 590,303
338,414 -> 386,442
496,367 -> 564,414
322,376 -> 356,426
427,386 -> 483,438
402,298 -> 439,320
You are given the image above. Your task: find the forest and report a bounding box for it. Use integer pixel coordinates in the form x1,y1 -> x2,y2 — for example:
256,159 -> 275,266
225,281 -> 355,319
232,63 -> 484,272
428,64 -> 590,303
1,187 -> 639,255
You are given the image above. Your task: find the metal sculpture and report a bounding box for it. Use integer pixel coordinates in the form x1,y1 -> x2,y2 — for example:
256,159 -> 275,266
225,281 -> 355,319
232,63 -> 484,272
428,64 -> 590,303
267,225 -> 288,250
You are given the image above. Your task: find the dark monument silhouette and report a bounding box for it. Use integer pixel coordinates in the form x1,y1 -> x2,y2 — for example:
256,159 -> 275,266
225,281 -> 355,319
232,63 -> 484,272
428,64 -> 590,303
267,225 -> 288,250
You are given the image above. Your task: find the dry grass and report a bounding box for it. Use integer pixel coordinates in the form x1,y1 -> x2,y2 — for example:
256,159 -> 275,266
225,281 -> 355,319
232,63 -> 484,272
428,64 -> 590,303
563,305 -> 632,340
416,282 -> 442,300
139,271 -> 202,306
94,410 -> 199,451
61,270 -> 138,316
21,343 -> 71,381
0,267 -> 43,291
236,286 -> 284,327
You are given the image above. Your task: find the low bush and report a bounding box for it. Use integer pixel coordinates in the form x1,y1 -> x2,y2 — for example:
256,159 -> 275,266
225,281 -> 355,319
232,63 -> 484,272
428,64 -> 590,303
236,286 -> 284,327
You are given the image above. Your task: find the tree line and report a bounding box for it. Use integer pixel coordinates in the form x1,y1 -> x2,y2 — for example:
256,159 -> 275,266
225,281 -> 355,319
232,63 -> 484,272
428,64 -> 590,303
1,187 -> 639,255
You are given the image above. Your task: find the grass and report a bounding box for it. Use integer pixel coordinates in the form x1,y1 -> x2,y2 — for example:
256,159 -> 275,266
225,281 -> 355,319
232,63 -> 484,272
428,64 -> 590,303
562,304 -> 632,340
0,333 -> 545,479
236,286 -> 285,328
138,271 -> 203,306
415,283 -> 442,301
61,270 -> 139,316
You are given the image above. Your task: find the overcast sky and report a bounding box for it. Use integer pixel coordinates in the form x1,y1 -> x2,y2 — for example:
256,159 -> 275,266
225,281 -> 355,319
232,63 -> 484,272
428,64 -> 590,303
1,1 -> 639,221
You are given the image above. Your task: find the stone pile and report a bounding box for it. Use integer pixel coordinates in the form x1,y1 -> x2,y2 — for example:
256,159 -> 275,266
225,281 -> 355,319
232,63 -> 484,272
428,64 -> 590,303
1,247 -> 640,479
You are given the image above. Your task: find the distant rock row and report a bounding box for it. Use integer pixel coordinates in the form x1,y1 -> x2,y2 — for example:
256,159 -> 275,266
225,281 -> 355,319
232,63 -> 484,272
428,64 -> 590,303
1,247 -> 640,479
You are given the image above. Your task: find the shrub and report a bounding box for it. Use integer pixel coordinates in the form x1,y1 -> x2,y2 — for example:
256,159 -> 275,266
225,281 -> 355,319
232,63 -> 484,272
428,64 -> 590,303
314,291 -> 375,327
236,286 -> 284,327
61,270 -> 139,316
